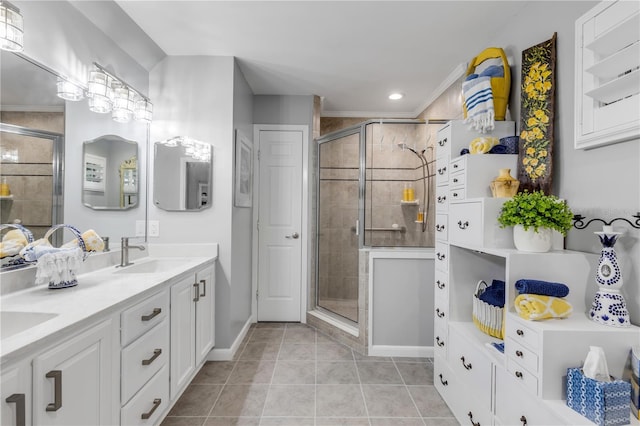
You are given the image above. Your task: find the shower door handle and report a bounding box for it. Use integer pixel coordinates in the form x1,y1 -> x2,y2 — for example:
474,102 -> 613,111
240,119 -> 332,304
285,232 -> 299,239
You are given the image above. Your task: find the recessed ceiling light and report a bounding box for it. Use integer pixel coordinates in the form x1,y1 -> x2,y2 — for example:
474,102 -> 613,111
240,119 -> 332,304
388,93 -> 404,100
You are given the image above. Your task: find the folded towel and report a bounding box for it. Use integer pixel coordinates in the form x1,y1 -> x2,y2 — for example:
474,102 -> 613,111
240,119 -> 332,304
514,294 -> 573,321
479,65 -> 504,78
20,244 -> 78,263
479,279 -> 505,307
463,75 -> 495,133
488,144 -> 508,154
35,247 -> 83,287
62,229 -> 104,252
0,228 -> 31,258
515,279 -> 569,298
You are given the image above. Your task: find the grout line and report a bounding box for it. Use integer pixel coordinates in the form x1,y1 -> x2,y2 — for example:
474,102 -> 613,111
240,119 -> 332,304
352,349 -> 373,426
392,358 -> 427,426
259,324 -> 286,420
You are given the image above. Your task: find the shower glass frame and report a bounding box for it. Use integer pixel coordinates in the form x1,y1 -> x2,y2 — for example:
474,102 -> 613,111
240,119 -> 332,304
315,119 -> 427,325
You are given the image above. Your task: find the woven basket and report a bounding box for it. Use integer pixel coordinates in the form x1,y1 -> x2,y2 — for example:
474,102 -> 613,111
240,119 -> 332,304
472,280 -> 505,339
41,224 -> 88,289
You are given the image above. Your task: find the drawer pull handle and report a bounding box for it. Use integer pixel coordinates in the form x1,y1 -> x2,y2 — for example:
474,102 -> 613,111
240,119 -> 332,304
141,398 -> 162,420
436,308 -> 445,318
453,163 -> 459,169
453,192 -> 459,198
193,282 -> 200,302
439,373 -> 448,386
200,279 -> 207,297
457,220 -> 469,229
438,167 -> 447,175
515,350 -> 524,358
5,393 -> 25,426
520,415 -> 528,426
438,138 -> 447,147
516,329 -> 524,336
45,370 -> 62,412
436,224 -> 445,232
515,371 -> 524,379
468,411 -> 480,426
437,280 -> 445,289
460,356 -> 472,370
142,349 -> 162,366
141,308 -> 161,322
453,178 -> 459,183
437,253 -> 445,261
436,336 -> 445,347
437,196 -> 447,204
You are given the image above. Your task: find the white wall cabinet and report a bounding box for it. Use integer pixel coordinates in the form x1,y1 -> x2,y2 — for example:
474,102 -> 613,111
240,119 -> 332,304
32,318 -> 117,426
1,360 -> 31,426
171,264 -> 215,399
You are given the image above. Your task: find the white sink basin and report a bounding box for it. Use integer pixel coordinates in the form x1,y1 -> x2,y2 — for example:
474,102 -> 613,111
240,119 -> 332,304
115,258 -> 187,274
1,311 -> 58,339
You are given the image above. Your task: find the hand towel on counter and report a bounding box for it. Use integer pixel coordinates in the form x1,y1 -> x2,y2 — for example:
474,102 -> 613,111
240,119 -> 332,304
35,247 -> 83,287
514,279 -> 569,298
515,294 -> 573,321
62,229 -> 104,252
463,75 -> 495,133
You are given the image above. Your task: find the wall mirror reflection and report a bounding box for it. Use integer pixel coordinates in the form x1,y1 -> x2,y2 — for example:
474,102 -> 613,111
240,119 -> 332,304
83,135 -> 138,210
154,137 -> 212,211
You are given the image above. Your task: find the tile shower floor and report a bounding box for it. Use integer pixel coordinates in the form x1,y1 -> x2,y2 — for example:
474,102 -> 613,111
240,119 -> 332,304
161,323 -> 456,426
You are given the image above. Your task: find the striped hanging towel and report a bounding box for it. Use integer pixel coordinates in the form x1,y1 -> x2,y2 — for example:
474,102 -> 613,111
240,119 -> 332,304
463,75 -> 495,133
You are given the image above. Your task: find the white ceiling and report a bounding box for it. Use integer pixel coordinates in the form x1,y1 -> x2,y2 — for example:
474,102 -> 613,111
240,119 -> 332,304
111,1 -> 531,117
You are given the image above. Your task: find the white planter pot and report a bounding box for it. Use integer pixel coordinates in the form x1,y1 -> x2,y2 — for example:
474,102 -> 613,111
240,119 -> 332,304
513,225 -> 552,253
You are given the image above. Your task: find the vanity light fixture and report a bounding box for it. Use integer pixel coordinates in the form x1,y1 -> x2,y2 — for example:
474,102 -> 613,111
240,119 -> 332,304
133,97 -> 153,124
388,93 -> 404,100
158,136 -> 211,161
87,68 -> 113,113
56,77 -> 85,102
0,1 -> 23,52
112,82 -> 135,123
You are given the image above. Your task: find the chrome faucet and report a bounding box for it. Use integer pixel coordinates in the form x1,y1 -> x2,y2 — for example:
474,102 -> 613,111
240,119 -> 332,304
119,237 -> 145,267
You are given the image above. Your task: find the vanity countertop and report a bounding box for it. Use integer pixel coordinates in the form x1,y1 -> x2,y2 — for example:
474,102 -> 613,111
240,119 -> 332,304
0,254 -> 216,366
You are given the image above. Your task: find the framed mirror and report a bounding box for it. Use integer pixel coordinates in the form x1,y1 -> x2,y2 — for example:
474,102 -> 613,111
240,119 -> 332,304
154,138 -> 212,211
83,135 -> 138,210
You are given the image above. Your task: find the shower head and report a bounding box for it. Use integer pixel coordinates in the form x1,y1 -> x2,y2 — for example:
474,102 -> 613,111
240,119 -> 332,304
397,143 -> 419,155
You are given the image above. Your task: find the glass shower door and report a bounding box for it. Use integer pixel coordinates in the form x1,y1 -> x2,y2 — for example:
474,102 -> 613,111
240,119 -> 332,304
317,130 -> 361,323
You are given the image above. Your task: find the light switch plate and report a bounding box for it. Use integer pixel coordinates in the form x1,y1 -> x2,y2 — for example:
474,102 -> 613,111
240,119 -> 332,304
149,220 -> 160,237
135,220 -> 145,237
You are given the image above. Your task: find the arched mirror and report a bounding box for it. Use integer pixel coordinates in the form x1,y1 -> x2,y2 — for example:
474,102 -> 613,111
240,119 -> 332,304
153,137 -> 212,211
83,135 -> 138,210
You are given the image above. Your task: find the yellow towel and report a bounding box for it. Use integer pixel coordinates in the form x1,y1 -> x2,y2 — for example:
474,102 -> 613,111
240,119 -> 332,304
62,229 -> 105,252
0,229 -> 28,258
514,294 -> 573,321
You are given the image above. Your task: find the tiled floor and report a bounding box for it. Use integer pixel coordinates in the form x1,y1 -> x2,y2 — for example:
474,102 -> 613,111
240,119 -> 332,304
161,323 -> 456,426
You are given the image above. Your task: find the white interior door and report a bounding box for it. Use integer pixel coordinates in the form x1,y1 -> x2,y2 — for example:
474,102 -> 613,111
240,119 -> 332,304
257,129 -> 303,322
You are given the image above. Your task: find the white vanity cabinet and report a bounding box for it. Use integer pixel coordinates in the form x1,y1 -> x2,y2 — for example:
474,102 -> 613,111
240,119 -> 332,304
32,318 -> 118,426
170,264 -> 215,399
1,360 -> 31,426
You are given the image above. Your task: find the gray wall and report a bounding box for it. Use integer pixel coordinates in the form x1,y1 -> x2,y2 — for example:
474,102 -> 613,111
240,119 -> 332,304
253,95 -> 315,126
484,1 -> 639,324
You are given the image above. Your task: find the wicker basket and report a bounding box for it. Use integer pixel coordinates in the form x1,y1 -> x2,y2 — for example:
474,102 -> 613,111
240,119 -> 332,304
472,280 -> 505,339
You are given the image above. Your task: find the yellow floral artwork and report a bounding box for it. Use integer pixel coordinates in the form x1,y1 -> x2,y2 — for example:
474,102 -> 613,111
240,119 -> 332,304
518,33 -> 557,195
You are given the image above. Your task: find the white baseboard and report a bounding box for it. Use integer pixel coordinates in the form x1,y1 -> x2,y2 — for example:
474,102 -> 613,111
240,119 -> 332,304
368,345 -> 434,358
207,317 -> 253,361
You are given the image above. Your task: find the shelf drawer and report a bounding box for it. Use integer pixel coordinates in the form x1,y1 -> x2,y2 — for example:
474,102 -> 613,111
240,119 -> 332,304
449,327 -> 493,411
506,338 -> 539,374
121,365 -> 169,426
450,186 -> 466,202
435,242 -> 449,273
435,214 -> 448,241
434,322 -> 448,359
505,316 -> 539,351
449,201 -> 482,246
436,155 -> 450,186
449,170 -> 466,188
121,290 -> 169,346
434,269 -> 449,305
122,317 -> 170,404
506,359 -> 538,396
449,198 -> 513,248
436,185 -> 449,212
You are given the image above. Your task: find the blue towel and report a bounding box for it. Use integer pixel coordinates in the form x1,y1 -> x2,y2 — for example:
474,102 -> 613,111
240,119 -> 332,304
488,144 -> 508,154
515,279 -> 569,298
479,279 -> 505,307
491,342 -> 505,353
479,65 -> 504,78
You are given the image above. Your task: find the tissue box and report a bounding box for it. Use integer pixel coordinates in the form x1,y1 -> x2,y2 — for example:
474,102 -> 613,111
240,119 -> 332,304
566,368 -> 631,426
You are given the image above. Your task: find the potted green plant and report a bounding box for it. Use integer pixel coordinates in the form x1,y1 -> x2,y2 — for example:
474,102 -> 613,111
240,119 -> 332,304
497,190 -> 573,252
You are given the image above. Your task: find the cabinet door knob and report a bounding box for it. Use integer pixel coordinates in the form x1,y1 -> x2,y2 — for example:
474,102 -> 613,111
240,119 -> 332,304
516,329 -> 524,336
5,393 -> 25,426
141,398 -> 162,420
520,415 -> 528,426
457,220 -> 469,229
460,356 -> 472,370
439,373 -> 448,386
193,282 -> 200,302
142,349 -> 162,366
436,336 -> 445,347
515,371 -> 524,379
468,411 -> 480,426
141,308 -> 161,322
515,350 -> 524,358
453,178 -> 458,183
45,370 -> 62,412
199,279 -> 207,297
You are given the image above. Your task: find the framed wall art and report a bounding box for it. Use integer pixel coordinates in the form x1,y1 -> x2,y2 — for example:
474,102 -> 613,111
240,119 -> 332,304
234,130 -> 253,208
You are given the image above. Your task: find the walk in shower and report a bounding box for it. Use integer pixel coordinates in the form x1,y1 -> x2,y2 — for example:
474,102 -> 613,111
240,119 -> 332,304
316,120 -> 435,324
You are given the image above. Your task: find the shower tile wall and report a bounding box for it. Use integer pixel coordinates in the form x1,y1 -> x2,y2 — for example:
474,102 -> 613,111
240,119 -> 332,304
0,112 -> 63,238
364,123 -> 434,248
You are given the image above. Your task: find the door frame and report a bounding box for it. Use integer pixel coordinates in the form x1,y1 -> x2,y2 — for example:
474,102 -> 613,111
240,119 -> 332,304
251,124 -> 309,323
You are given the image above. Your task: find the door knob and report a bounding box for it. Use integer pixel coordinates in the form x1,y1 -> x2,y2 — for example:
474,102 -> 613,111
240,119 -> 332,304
286,232 -> 300,239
